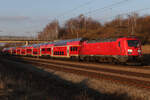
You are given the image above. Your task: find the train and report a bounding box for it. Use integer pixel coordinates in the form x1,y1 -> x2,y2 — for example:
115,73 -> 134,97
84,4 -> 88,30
2,36 -> 142,64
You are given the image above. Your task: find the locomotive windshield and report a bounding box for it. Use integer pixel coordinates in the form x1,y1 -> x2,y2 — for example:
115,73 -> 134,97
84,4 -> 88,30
127,40 -> 139,47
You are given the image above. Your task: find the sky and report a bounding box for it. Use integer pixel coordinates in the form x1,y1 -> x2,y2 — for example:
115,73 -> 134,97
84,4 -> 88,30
0,0 -> 150,37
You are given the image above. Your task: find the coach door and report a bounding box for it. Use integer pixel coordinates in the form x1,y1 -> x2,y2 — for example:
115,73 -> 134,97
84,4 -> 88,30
67,46 -> 70,57
51,47 -> 53,56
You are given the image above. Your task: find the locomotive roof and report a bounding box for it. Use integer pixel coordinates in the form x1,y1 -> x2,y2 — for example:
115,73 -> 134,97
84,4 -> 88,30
87,38 -> 117,43
87,36 -> 139,43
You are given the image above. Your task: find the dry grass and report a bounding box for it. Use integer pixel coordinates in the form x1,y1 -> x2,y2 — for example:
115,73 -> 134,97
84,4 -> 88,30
50,69 -> 150,100
0,58 -> 135,100
141,45 -> 150,65
142,45 -> 150,54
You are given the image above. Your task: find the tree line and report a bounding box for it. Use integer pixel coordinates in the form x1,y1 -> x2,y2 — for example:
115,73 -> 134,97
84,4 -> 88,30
38,13 -> 150,44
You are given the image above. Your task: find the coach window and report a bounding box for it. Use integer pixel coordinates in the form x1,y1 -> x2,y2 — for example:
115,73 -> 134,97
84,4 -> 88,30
70,47 -> 72,51
27,49 -> 30,52
47,48 -> 51,51
75,47 -> 78,51
34,51 -> 37,54
73,47 -> 77,51
42,48 -> 45,51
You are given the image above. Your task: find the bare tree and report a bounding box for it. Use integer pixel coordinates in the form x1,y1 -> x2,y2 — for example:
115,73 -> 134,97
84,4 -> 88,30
38,20 -> 59,40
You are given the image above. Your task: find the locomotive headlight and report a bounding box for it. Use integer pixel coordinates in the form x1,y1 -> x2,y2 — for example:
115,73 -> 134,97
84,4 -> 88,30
138,50 -> 141,52
128,49 -> 133,52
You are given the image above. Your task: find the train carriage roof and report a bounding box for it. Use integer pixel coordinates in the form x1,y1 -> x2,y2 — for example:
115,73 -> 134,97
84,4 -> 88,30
54,38 -> 87,46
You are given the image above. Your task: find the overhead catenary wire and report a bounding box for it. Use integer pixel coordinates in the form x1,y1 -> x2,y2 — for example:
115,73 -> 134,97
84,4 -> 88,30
56,0 -> 134,24
61,0 -> 132,19
84,0 -> 132,16
96,7 -> 150,22
55,0 -> 98,19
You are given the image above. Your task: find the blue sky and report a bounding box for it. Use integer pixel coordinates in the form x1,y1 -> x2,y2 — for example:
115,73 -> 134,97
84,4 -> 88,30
0,0 -> 150,36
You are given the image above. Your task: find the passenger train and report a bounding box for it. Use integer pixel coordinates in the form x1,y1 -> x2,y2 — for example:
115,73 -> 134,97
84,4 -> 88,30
2,36 -> 142,64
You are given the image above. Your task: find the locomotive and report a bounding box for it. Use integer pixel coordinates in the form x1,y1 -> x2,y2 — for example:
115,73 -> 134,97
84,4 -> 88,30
2,36 -> 142,64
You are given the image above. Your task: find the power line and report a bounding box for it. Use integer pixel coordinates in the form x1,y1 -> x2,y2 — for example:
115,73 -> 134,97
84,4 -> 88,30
57,0 -> 133,22
55,0 -> 98,19
84,0 -> 132,15
96,7 -> 150,21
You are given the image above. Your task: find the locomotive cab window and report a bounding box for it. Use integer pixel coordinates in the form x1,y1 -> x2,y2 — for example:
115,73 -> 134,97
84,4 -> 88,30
127,40 -> 139,47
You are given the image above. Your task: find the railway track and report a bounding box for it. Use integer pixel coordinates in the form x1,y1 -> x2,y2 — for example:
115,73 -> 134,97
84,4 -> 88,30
5,56 -> 150,90
18,56 -> 150,73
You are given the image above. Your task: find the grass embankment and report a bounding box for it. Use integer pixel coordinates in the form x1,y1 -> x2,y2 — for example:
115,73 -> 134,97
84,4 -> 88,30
0,58 -> 134,100
142,45 -> 150,54
142,45 -> 150,65
48,69 -> 150,100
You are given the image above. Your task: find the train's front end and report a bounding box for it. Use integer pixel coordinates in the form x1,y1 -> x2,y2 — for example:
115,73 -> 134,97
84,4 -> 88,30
125,37 -> 142,62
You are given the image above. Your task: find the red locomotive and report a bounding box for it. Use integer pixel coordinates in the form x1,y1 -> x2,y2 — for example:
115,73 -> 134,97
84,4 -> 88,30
79,37 -> 142,63
2,36 -> 142,64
